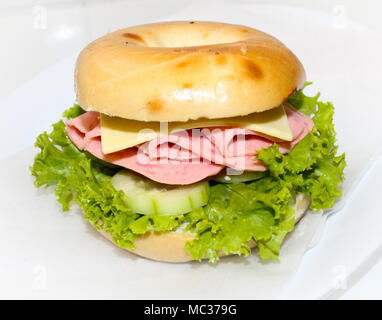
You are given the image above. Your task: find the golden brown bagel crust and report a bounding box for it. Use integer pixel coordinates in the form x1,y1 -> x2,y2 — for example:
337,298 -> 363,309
75,21 -> 306,121
98,194 -> 311,263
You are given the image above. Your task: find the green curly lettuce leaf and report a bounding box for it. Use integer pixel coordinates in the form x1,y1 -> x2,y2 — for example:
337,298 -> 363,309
184,179 -> 295,262
62,103 -> 85,119
30,105 -> 184,249
185,83 -> 346,262
256,86 -> 346,210
30,83 -> 346,263
287,81 -> 320,115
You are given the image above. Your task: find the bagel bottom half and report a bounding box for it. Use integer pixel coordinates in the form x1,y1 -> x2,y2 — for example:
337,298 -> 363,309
98,194 -> 311,263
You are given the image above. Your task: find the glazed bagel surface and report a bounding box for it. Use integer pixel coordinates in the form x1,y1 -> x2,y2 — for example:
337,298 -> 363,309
75,21 -> 306,121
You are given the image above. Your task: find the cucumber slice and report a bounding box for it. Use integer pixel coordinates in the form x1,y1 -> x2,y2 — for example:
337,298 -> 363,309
214,170 -> 267,183
111,170 -> 210,216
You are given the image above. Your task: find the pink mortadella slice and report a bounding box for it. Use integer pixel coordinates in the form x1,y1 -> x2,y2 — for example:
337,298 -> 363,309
65,105 -> 313,184
66,113 -> 224,185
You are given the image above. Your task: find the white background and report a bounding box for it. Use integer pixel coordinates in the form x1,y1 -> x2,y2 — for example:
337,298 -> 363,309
0,0 -> 381,299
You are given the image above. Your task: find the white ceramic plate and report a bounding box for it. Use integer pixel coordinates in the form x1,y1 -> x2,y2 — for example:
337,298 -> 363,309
0,1 -> 381,299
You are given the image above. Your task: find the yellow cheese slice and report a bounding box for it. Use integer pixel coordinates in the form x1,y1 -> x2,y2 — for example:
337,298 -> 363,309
100,104 -> 292,154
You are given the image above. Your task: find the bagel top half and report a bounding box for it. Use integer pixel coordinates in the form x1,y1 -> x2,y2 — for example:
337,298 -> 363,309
75,21 -> 306,121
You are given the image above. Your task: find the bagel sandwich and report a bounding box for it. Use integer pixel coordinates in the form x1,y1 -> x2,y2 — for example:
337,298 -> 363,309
31,21 -> 346,263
